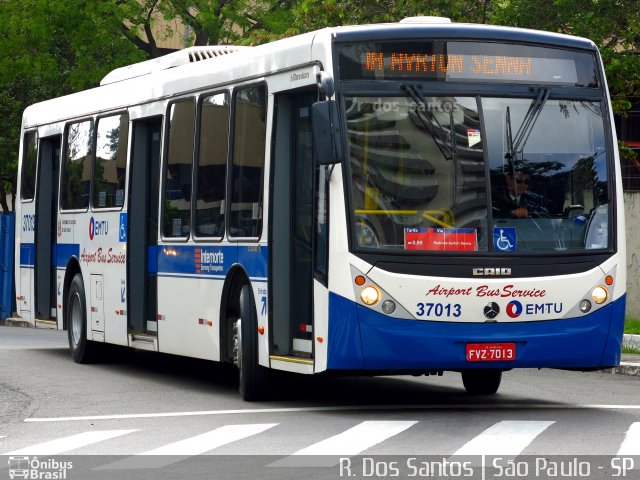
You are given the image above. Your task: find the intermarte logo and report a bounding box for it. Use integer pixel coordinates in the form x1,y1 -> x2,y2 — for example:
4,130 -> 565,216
483,302 -> 500,319
473,267 -> 512,276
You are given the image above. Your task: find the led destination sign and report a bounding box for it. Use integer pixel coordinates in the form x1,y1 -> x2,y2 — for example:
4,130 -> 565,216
338,41 -> 598,86
363,52 -> 572,83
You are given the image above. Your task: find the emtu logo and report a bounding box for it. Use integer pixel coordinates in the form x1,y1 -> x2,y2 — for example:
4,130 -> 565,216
506,300 -> 523,318
89,217 -> 108,240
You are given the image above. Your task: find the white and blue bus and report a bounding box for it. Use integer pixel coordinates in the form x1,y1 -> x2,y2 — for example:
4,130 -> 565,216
15,18 -> 625,399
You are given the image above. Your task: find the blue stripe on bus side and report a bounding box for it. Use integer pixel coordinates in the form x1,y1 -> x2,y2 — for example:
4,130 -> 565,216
20,243 -> 35,267
147,246 -> 158,273
19,243 -> 80,268
154,244 -> 267,280
327,291 -> 626,371
56,243 -> 80,268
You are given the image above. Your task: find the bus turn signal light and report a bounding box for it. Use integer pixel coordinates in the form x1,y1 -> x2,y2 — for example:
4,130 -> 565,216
355,275 -> 366,286
605,275 -> 613,285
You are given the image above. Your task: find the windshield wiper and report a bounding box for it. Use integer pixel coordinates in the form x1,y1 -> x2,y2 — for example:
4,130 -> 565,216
505,88 -> 550,168
404,84 -> 456,160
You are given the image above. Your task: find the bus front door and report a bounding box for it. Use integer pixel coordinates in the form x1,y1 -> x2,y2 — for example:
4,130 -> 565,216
271,90 -> 318,361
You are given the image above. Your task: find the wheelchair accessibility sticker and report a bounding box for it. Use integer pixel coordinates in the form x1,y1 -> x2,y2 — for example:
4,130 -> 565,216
119,213 -> 127,243
493,227 -> 516,252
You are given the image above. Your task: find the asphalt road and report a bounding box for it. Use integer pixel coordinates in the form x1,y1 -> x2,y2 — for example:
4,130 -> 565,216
1,326 -> 639,479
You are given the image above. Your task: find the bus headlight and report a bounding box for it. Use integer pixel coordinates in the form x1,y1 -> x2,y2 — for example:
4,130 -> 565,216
382,300 -> 396,314
579,299 -> 592,313
360,286 -> 381,305
592,286 -> 608,305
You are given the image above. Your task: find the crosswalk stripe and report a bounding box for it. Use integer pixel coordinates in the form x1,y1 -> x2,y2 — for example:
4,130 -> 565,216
617,422 -> 640,455
3,430 -> 138,455
293,420 -> 417,456
141,423 -> 278,455
452,421 -> 554,456
270,420 -> 417,468
97,423 -> 278,470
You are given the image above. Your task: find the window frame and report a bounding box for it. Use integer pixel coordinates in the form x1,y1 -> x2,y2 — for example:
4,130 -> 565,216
91,111 -> 130,212
20,130 -> 39,203
227,82 -> 268,242
60,118 -> 94,213
193,90 -> 231,242
160,97 -> 197,242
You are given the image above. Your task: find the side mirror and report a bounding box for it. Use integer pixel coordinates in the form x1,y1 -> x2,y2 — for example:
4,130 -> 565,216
312,100 -> 343,165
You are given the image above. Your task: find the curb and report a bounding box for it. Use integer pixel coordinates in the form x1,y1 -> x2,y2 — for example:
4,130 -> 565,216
608,363 -> 640,376
1,317 -> 33,328
606,334 -> 640,376
624,334 -> 640,349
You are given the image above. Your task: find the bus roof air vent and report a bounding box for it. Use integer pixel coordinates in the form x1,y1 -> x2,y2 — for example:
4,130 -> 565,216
100,45 -> 250,86
399,16 -> 452,24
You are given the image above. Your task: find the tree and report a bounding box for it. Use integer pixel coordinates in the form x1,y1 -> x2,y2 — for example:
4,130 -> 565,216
492,0 -> 640,110
290,0 -> 494,33
0,0 -> 290,210
493,0 -> 640,164
0,0 -> 145,210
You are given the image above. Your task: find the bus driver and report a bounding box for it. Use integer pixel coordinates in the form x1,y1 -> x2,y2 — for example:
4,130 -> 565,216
492,169 -> 546,218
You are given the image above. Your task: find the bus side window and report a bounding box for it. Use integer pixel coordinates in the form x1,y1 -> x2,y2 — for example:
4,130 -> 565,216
163,99 -> 195,238
229,85 -> 266,238
195,92 -> 229,238
61,120 -> 93,210
94,113 -> 128,209
21,131 -> 38,201
315,165 -> 329,283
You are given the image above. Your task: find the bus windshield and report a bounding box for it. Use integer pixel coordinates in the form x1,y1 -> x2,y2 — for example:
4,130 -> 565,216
345,93 -> 610,253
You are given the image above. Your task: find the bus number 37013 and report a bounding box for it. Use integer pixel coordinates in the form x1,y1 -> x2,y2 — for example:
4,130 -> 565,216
416,303 -> 462,318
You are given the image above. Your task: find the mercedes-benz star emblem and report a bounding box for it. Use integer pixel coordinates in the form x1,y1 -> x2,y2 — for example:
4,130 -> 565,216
483,302 -> 500,319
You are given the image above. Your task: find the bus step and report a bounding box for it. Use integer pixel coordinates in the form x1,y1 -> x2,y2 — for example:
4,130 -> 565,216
35,319 -> 57,329
290,350 -> 313,359
270,355 -> 313,364
129,333 -> 158,351
270,355 -> 314,374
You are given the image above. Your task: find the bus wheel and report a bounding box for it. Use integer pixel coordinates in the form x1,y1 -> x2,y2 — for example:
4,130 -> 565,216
66,274 -> 97,364
234,284 -> 270,401
461,370 -> 502,395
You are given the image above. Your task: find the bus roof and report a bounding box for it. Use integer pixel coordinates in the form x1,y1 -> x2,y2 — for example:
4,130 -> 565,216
330,22 -> 596,50
22,21 -> 598,130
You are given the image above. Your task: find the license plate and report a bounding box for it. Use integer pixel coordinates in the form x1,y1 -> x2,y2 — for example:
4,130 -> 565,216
466,343 -> 516,362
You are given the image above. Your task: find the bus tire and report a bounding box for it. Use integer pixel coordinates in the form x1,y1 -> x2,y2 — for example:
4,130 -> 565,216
66,273 -> 98,364
235,284 -> 270,401
461,369 -> 502,395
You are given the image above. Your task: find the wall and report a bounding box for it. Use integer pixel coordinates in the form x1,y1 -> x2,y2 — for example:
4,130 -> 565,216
625,192 -> 640,318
